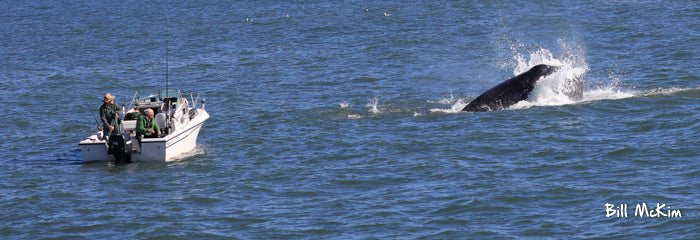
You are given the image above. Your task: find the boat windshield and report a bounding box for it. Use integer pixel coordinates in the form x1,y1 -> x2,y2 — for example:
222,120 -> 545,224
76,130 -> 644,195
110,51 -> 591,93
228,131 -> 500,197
128,89 -> 182,110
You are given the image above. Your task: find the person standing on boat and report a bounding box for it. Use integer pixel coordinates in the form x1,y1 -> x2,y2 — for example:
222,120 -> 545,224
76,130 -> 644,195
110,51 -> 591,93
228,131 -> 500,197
99,93 -> 121,137
136,108 -> 161,138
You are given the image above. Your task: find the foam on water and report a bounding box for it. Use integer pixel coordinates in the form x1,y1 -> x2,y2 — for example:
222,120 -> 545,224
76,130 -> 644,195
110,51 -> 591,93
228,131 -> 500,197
427,92 -> 458,105
429,99 -> 467,113
336,97 -> 379,119
166,144 -> 210,163
515,48 -> 584,107
511,46 -> 638,109
640,87 -> 700,97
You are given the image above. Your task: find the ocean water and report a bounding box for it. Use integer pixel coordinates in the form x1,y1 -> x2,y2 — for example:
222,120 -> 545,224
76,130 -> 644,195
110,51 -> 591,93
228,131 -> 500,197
1,0 -> 698,239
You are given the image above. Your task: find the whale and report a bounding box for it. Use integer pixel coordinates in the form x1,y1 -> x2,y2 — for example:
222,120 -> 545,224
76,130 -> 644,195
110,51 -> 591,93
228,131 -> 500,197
462,64 -> 558,112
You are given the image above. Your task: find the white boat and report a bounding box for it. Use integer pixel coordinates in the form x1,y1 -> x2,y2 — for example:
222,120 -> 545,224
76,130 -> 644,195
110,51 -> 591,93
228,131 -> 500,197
79,89 -> 209,162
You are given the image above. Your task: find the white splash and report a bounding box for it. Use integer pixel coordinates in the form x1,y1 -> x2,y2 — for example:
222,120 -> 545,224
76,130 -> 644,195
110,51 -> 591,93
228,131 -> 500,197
512,47 -> 640,109
430,99 -> 467,113
428,92 -> 457,104
366,96 -> 381,114
515,47 -> 588,106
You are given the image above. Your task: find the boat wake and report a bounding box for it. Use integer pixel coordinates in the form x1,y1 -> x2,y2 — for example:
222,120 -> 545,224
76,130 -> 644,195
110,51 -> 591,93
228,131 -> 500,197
167,144 -> 210,163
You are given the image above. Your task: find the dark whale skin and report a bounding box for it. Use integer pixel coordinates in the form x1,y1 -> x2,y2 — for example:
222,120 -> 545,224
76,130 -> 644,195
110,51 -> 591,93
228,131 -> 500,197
462,64 -> 557,112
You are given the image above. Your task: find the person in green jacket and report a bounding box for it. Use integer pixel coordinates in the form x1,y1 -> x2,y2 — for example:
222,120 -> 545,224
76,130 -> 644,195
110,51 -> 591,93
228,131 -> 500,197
136,108 -> 161,138
99,93 -> 121,137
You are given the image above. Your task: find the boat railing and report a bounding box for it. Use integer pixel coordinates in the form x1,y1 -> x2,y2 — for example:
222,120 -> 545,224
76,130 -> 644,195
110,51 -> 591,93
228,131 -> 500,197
188,92 -> 204,111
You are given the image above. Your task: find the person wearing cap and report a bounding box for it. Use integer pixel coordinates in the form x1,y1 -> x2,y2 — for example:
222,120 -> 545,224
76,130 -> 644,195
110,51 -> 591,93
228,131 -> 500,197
99,93 -> 121,137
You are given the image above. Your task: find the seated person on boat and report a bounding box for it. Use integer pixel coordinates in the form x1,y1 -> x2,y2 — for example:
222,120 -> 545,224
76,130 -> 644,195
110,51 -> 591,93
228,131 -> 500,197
136,108 -> 161,138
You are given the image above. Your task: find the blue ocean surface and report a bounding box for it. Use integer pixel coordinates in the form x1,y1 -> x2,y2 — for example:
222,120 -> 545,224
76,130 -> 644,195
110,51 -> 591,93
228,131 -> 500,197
1,1 -> 698,239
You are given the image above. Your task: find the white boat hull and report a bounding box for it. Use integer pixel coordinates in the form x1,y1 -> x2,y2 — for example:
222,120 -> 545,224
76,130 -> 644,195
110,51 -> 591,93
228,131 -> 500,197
79,110 -> 209,162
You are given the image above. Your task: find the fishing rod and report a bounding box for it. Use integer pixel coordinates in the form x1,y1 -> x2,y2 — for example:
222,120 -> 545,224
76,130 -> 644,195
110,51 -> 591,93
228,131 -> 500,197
81,98 -> 102,131
122,88 -> 127,120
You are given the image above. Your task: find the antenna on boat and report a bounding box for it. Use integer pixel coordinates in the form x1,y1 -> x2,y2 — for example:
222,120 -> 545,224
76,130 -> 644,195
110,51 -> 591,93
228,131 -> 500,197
164,16 -> 172,136
165,35 -> 169,95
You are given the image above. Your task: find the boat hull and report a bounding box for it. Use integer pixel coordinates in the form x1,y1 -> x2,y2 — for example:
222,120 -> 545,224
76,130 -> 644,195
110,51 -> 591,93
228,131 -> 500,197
79,110 -> 208,162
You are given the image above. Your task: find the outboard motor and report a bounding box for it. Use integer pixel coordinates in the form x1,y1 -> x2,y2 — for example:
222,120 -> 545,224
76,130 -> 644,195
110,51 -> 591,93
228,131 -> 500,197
108,134 -> 131,163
